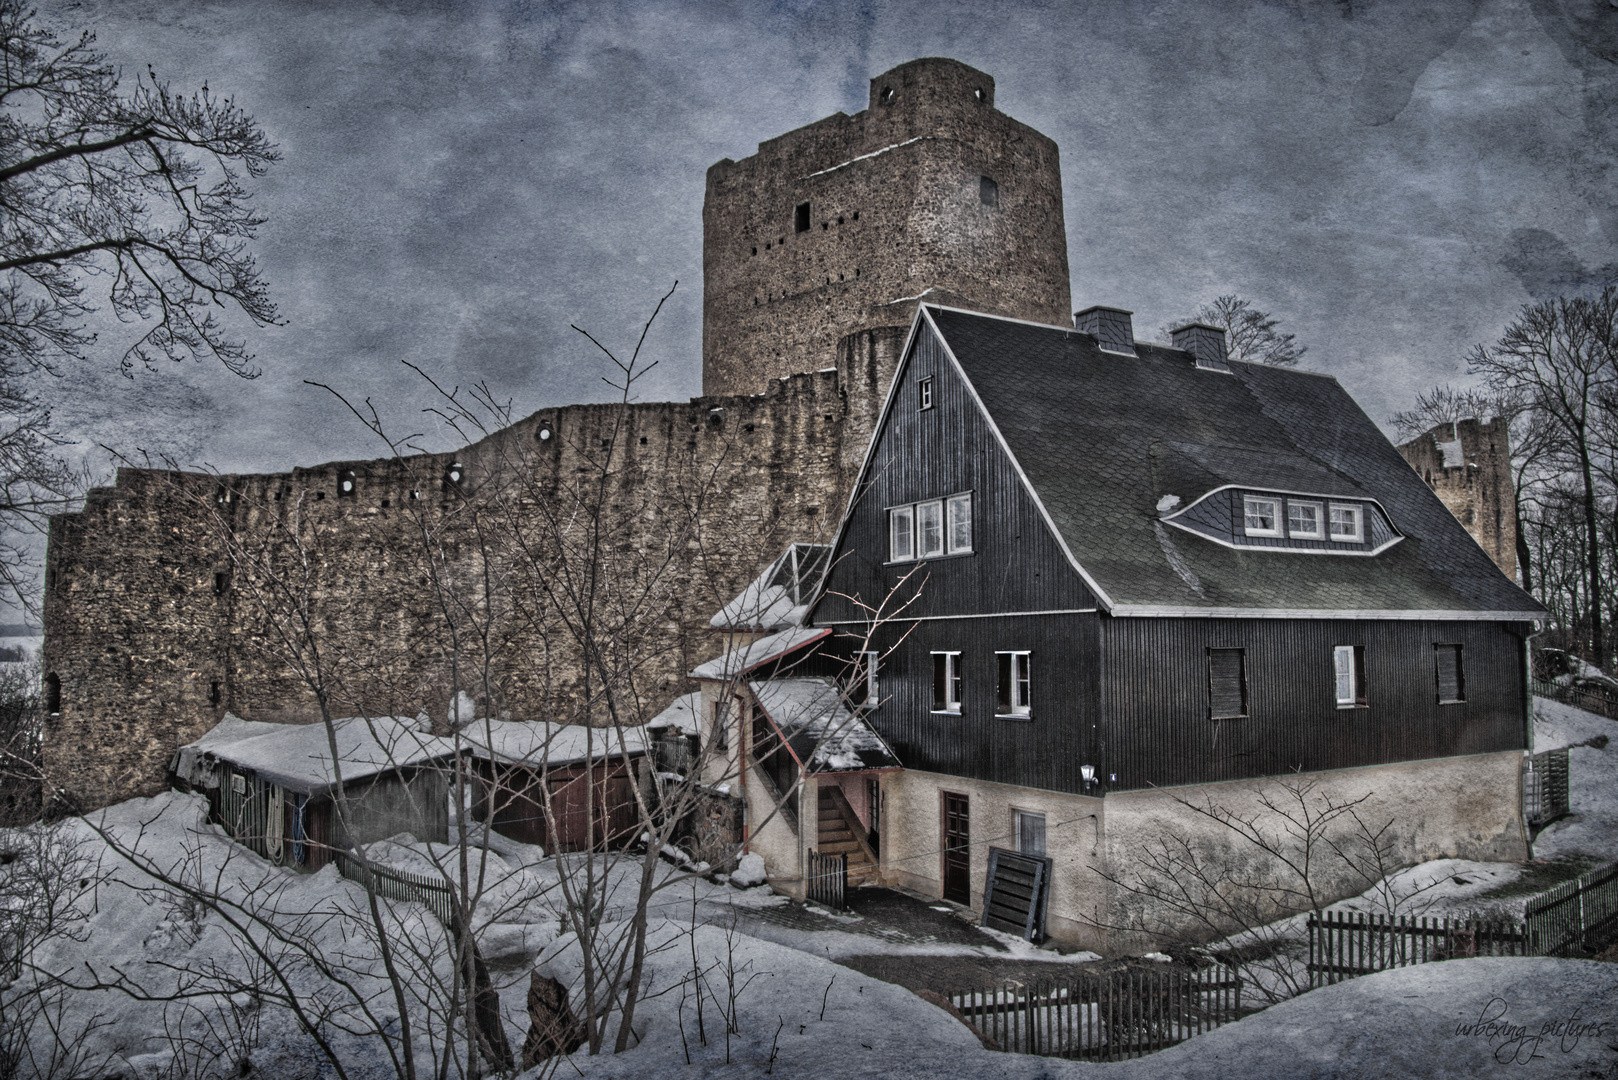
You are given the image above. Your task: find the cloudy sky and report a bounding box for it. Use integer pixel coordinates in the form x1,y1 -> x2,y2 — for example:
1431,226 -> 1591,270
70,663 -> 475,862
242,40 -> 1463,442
43,0 -> 1618,477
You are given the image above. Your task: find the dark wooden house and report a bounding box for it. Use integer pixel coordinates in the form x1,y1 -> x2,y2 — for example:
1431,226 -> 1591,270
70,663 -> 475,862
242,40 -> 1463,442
763,303 -> 1546,949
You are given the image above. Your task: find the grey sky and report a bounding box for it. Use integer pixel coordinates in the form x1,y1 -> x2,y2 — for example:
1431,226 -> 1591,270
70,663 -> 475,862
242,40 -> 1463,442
44,0 -> 1618,477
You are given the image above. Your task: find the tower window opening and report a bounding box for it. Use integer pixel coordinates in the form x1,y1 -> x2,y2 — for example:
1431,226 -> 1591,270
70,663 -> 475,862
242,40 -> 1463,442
821,221 -> 828,230
44,673 -> 60,714
209,681 -> 222,707
853,210 -> 859,220
837,215 -> 844,225
751,246 -> 757,255
879,86 -> 895,104
980,176 -> 999,207
974,87 -> 986,102
339,470 -> 357,497
213,570 -> 230,596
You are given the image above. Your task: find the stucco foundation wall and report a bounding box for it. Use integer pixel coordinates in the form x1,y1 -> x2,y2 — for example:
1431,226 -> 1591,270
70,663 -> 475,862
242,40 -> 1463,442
746,765 -> 807,901
1102,750 -> 1529,951
880,769 -> 1109,953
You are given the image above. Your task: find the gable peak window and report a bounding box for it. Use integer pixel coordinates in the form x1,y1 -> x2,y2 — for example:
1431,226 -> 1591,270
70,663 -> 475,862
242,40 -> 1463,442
996,651 -> 1030,718
889,493 -> 972,561
1334,644 -> 1367,708
919,376 -> 934,411
1434,643 -> 1466,704
1208,647 -> 1248,719
1243,496 -> 1280,537
1329,502 -> 1364,542
932,651 -> 962,713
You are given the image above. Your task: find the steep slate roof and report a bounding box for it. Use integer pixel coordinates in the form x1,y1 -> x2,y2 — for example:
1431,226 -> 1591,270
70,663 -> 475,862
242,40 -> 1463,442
922,306 -> 1545,618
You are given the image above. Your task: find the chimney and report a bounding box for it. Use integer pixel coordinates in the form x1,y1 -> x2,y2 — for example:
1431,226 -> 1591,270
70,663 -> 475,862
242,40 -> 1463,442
1074,305 -> 1136,356
1171,322 -> 1230,372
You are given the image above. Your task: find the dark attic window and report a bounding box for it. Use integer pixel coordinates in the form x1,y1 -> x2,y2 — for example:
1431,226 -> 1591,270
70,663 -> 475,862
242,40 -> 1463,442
980,176 -> 999,207
794,202 -> 811,233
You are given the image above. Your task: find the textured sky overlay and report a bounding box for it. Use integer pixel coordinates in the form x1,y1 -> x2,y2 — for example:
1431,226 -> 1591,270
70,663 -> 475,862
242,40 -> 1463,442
41,0 -> 1618,477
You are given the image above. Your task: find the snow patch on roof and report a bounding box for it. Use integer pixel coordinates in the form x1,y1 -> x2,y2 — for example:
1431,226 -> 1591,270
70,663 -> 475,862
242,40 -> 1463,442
750,678 -> 900,772
457,719 -> 646,767
690,625 -> 830,680
646,691 -> 702,735
709,544 -> 830,632
177,715 -> 455,795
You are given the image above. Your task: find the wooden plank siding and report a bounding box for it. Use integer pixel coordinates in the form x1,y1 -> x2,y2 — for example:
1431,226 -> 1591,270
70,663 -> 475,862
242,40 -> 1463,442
815,321 -> 1094,626
852,611 -> 1100,795
1098,617 -> 1531,790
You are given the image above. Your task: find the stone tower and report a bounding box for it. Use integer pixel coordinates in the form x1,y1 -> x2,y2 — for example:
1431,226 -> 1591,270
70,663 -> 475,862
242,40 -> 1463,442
702,58 -> 1072,396
1397,418 -> 1517,581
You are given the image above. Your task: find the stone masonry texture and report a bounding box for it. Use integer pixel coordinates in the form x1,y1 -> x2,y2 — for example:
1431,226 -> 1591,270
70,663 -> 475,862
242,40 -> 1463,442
1396,418 -> 1517,582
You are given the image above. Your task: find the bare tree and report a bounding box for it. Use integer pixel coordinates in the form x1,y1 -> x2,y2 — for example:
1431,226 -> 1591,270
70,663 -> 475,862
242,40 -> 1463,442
1164,295 -> 1306,367
0,0 -> 280,378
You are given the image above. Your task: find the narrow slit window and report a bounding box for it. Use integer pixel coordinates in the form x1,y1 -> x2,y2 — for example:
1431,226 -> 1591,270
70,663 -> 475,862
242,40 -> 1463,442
1209,648 -> 1247,718
919,376 -> 934,411
996,651 -> 1030,717
44,672 -> 60,714
1334,645 -> 1367,707
932,652 -> 962,713
1435,643 -> 1466,703
889,505 -> 914,561
794,202 -> 811,233
946,493 -> 972,554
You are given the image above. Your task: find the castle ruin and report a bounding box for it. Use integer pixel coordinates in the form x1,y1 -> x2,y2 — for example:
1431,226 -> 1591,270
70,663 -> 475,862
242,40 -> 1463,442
42,58 -> 1076,812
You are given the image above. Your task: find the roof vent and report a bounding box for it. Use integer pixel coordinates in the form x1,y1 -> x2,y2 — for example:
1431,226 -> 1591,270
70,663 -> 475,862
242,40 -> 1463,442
1171,322 -> 1230,372
1074,306 -> 1136,356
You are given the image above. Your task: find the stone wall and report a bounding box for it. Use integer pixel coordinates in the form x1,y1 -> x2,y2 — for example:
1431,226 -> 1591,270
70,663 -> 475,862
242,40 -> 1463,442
1397,418 -> 1517,581
702,58 -> 1071,397
43,331 -> 902,812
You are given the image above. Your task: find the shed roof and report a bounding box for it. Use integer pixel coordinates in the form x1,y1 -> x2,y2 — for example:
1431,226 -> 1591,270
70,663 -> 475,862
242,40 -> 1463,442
177,715 -> 456,796
689,625 -> 830,680
750,678 -> 900,773
913,306 -> 1545,619
456,719 -> 647,767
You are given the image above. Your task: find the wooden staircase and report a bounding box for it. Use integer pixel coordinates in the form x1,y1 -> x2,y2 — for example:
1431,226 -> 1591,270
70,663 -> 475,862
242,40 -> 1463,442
817,784 -> 879,887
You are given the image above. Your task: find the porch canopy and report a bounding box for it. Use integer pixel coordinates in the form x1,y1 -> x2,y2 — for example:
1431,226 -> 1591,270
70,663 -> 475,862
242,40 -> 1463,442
749,677 -> 901,773
175,714 -> 456,797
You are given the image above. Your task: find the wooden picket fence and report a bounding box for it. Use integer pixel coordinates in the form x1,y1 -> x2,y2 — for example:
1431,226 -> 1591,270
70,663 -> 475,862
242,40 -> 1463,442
1525,859 -> 1618,957
1307,912 -> 1528,988
947,966 -> 1245,1061
806,849 -> 847,910
1531,676 -> 1618,720
333,847 -> 457,926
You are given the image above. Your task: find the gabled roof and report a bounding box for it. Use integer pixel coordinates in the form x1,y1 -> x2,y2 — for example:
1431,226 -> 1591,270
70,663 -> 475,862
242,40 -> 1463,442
855,306 -> 1543,618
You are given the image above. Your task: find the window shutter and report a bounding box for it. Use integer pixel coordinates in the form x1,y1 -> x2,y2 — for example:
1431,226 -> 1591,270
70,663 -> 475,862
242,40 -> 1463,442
1435,644 -> 1464,702
1209,648 -> 1247,718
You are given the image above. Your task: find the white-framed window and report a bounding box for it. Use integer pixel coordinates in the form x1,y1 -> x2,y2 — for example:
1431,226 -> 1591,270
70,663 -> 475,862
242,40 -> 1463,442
918,499 -> 944,557
996,651 -> 1031,717
1288,500 -> 1323,539
1334,645 -> 1367,708
852,651 -> 879,708
1014,810 -> 1046,857
932,651 -> 962,713
889,505 -> 914,561
919,377 -> 934,411
1243,496 -> 1281,537
947,493 -> 972,554
889,493 -> 973,561
1329,503 -> 1364,542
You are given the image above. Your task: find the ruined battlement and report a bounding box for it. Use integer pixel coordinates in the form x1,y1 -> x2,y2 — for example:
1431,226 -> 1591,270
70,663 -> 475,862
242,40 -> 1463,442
1397,417 -> 1517,581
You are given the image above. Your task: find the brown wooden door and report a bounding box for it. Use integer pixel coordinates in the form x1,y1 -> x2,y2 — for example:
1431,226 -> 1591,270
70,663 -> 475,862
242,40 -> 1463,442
943,793 -> 970,904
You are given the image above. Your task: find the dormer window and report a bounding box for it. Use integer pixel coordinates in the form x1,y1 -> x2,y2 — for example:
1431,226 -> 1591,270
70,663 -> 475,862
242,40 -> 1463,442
1329,503 -> 1364,543
1243,497 -> 1281,537
1287,501 -> 1323,539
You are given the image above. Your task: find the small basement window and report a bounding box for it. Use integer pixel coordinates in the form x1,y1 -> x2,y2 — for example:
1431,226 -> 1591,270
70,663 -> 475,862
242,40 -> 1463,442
996,651 -> 1031,718
1334,645 -> 1367,708
932,651 -> 962,713
980,176 -> 999,207
1015,810 -> 1046,857
794,202 -> 811,233
1243,497 -> 1281,537
1209,648 -> 1248,719
1434,643 -> 1466,704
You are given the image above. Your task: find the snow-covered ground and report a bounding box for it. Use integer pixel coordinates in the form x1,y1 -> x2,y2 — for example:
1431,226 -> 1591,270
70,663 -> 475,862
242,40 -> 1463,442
6,693 -> 1617,1078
